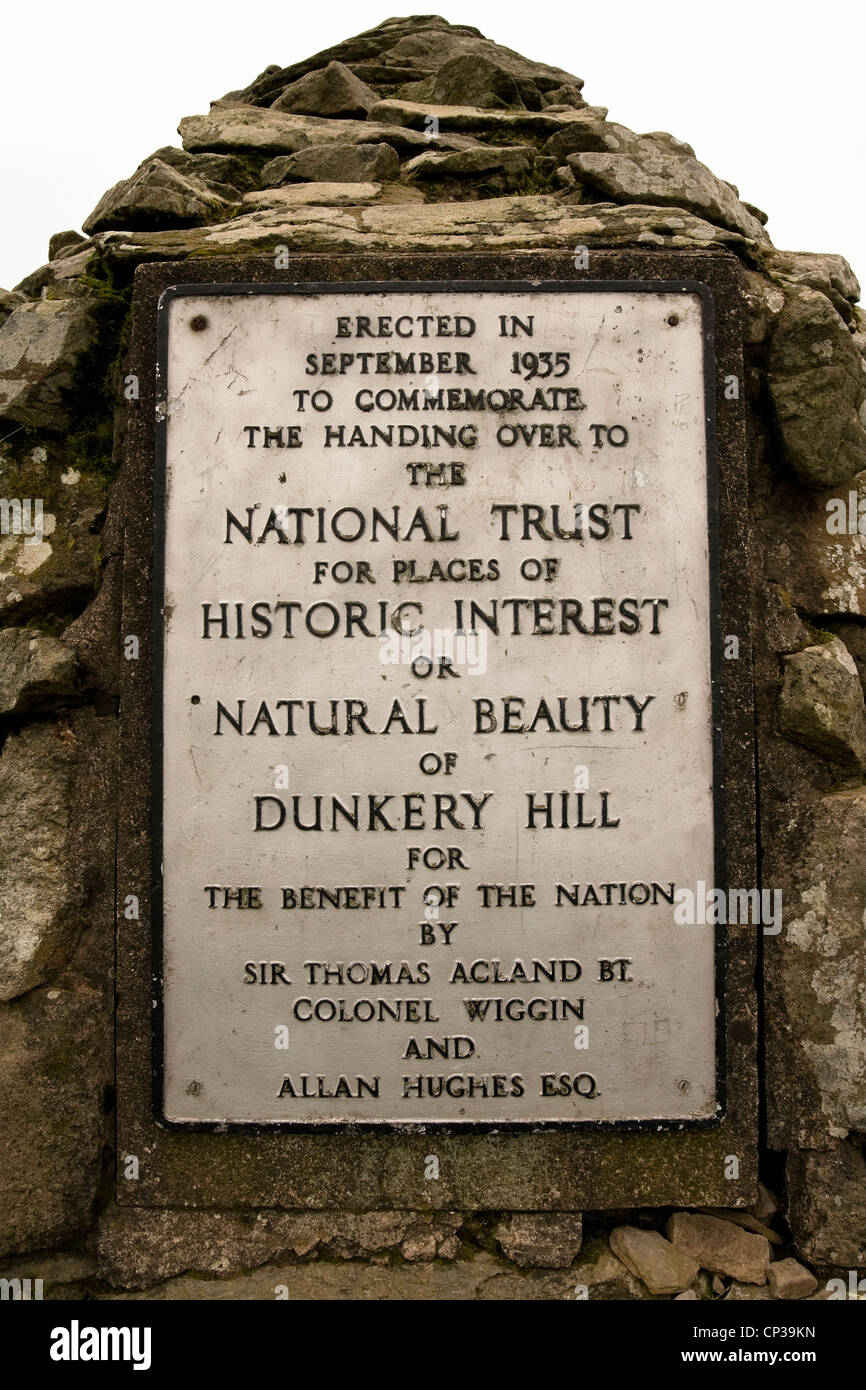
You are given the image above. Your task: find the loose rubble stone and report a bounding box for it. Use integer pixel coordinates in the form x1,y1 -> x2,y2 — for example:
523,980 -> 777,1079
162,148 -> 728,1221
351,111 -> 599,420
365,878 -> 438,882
0,299 -> 99,432
778,636 -> 866,771
402,145 -> 533,185
47,230 -> 85,262
82,151 -> 248,234
569,140 -> 767,240
768,1258 -> 818,1299
769,287 -> 866,489
0,627 -> 77,716
609,1225 -> 699,1295
767,249 -> 860,322
428,53 -> 536,109
244,182 -> 385,209
667,1213 -> 771,1284
271,60 -> 378,118
0,290 -> 25,327
262,142 -> 400,185
493,1212 -> 582,1268
753,1183 -> 780,1223
179,108 -> 475,157
697,1209 -> 782,1245
367,97 -> 607,135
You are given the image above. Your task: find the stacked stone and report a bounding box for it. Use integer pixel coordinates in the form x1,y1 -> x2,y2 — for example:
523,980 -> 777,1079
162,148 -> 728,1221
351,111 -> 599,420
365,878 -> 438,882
0,14 -> 863,1293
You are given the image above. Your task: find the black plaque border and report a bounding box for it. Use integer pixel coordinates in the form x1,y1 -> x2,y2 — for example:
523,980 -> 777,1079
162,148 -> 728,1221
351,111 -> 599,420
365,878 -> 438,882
151,278 -> 726,1134
115,249 -> 756,1212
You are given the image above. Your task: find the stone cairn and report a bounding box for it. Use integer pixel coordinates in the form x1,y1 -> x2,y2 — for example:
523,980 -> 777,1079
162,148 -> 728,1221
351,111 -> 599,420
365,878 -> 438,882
0,16 -> 863,1299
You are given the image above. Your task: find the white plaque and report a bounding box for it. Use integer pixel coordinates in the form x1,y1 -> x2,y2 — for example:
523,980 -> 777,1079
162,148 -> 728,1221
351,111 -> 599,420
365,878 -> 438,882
156,282 -> 721,1126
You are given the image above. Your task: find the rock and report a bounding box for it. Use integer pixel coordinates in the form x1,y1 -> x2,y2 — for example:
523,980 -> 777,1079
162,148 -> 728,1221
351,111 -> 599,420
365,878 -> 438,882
787,1142 -> 866,1268
0,1249 -> 96,1297
543,118 -> 627,161
0,628 -> 77,716
0,290 -> 25,328
762,585 -> 811,654
244,182 -> 384,209
753,1183 -> 780,1223
675,1289 -> 698,1300
82,152 -> 246,234
94,195 -> 749,269
262,142 -> 400,185
179,108 -> 475,157
778,636 -> 866,771
767,249 -> 860,322
609,1225 -> 699,1295
0,981 -> 108,1255
724,1282 -> 773,1300
568,140 -> 767,240
0,299 -> 99,432
97,1206 -> 464,1288
696,1210 -> 782,1245
767,787 -> 866,1147
667,1213 -> 771,1284
270,60 -> 378,118
712,1274 -> 727,1294
367,97 -> 608,136
761,473 -> 866,619
47,230 -> 85,262
768,1258 -> 818,1299
429,53 -> 531,110
402,145 -> 533,187
769,287 -> 866,489
0,720 -> 84,999
493,1212 -> 582,1268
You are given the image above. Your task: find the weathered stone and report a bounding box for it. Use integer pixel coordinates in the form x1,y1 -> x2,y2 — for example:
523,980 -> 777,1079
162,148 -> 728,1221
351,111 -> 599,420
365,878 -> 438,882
402,145 -> 533,186
741,269 -> 787,346
724,1282 -> 773,1300
0,1249 -> 96,1298
767,249 -> 861,322
82,154 -> 242,234
609,1225 -> 699,1294
262,142 -> 400,186
244,182 -> 424,211
102,1248 -> 645,1301
543,118 -> 628,162
569,141 -> 767,240
429,53 -> 533,110
48,230 -> 86,262
667,1213 -> 771,1284
753,1183 -> 780,1223
0,720 -> 84,999
768,1258 -> 818,1299
493,1212 -> 582,1268
97,1206 -> 464,1288
778,636 -> 866,771
179,108 -> 475,157
697,1209 -> 782,1244
768,787 -> 866,1146
762,474 -> 866,619
0,981 -> 108,1255
0,290 -> 25,327
769,287 -> 866,489
0,628 -> 77,716
94,195 -> 748,270
271,61 -> 378,118
0,440 -> 110,627
787,1142 -> 866,1268
367,97 -> 607,136
0,299 -> 99,432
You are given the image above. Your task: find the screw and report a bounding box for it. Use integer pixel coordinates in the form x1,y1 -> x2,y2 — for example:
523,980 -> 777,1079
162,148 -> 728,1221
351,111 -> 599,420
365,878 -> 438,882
666,313 -> 680,326
190,315 -> 208,332
190,695 -> 200,705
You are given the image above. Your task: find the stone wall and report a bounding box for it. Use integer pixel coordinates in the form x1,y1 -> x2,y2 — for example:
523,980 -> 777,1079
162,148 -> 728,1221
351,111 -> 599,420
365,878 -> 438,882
0,15 -> 863,1299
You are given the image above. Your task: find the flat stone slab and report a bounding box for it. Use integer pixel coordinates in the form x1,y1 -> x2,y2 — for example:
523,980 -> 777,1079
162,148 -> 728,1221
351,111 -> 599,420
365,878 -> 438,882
667,1212 -> 771,1284
610,1225 -> 700,1294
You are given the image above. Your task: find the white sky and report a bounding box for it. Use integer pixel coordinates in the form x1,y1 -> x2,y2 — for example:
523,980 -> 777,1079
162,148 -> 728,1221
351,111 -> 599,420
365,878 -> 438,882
1,0 -> 864,293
